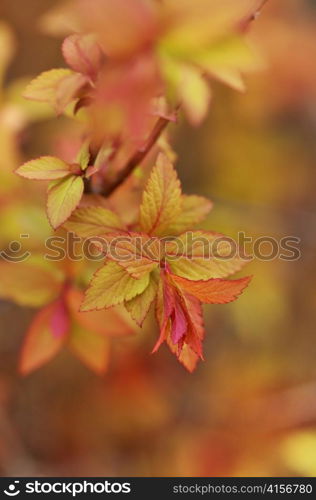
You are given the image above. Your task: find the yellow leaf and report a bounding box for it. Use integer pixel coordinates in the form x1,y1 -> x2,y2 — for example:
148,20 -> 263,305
167,195 -> 213,234
178,64 -> 211,125
139,153 -> 182,236
47,175 -> 84,229
166,230 -> 249,279
193,36 -> 261,91
16,156 -> 71,180
125,270 -> 159,326
64,206 -> 125,237
0,261 -> 62,307
23,68 -> 74,104
81,261 -> 150,312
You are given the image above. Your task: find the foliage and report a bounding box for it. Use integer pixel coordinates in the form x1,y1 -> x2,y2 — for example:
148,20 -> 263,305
0,0 -> 268,374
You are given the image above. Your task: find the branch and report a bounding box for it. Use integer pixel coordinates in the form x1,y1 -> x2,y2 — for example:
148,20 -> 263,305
92,116 -> 169,198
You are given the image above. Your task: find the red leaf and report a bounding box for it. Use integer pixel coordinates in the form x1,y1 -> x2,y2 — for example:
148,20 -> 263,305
50,297 -> 70,338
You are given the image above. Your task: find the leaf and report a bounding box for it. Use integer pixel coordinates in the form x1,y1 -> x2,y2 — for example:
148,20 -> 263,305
67,287 -> 133,336
171,274 -> 252,304
98,233 -> 160,278
81,261 -> 150,312
50,297 -> 70,338
167,195 -> 213,234
167,340 -> 200,373
67,323 -> 110,374
152,272 -> 175,352
0,262 -> 62,307
16,156 -> 71,180
75,141 -> 90,170
177,64 -> 211,125
125,270 -> 159,326
64,206 -> 125,237
192,36 -> 260,92
166,231 -> 248,280
54,72 -> 88,114
47,175 -> 84,229
161,0 -> 261,54
19,302 -> 66,375
62,33 -> 103,79
23,68 -> 74,104
139,153 -> 182,237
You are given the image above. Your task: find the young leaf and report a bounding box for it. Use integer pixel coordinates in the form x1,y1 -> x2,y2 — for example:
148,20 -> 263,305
16,156 -> 71,180
139,153 -> 182,237
98,233 -> 160,278
64,206 -> 125,237
171,274 -> 252,304
0,262 -> 62,307
68,323 -> 110,374
47,175 -> 84,229
23,68 -> 74,104
167,195 -> 213,234
62,33 -> 103,79
75,141 -> 90,170
166,230 -> 248,280
125,270 -> 159,326
19,302 -> 66,375
54,72 -> 88,114
81,261 -> 150,312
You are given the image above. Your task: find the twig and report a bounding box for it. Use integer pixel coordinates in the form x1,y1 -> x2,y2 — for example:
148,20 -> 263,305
90,116 -> 169,197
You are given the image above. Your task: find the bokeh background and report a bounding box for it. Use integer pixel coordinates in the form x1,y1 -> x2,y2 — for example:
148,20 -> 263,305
1,0 -> 316,477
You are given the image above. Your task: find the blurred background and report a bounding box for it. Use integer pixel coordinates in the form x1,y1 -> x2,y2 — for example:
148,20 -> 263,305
1,0 -> 316,477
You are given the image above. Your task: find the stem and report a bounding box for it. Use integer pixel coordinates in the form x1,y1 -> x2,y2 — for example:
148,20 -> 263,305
88,116 -> 169,197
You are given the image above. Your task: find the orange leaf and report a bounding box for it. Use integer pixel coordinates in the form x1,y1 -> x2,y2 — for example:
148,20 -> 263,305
171,274 -> 252,304
19,302 -> 67,375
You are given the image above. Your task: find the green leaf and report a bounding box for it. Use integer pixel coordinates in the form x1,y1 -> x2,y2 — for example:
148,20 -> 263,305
16,156 -> 71,180
81,261 -> 150,312
64,206 -> 125,237
47,175 -> 84,229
